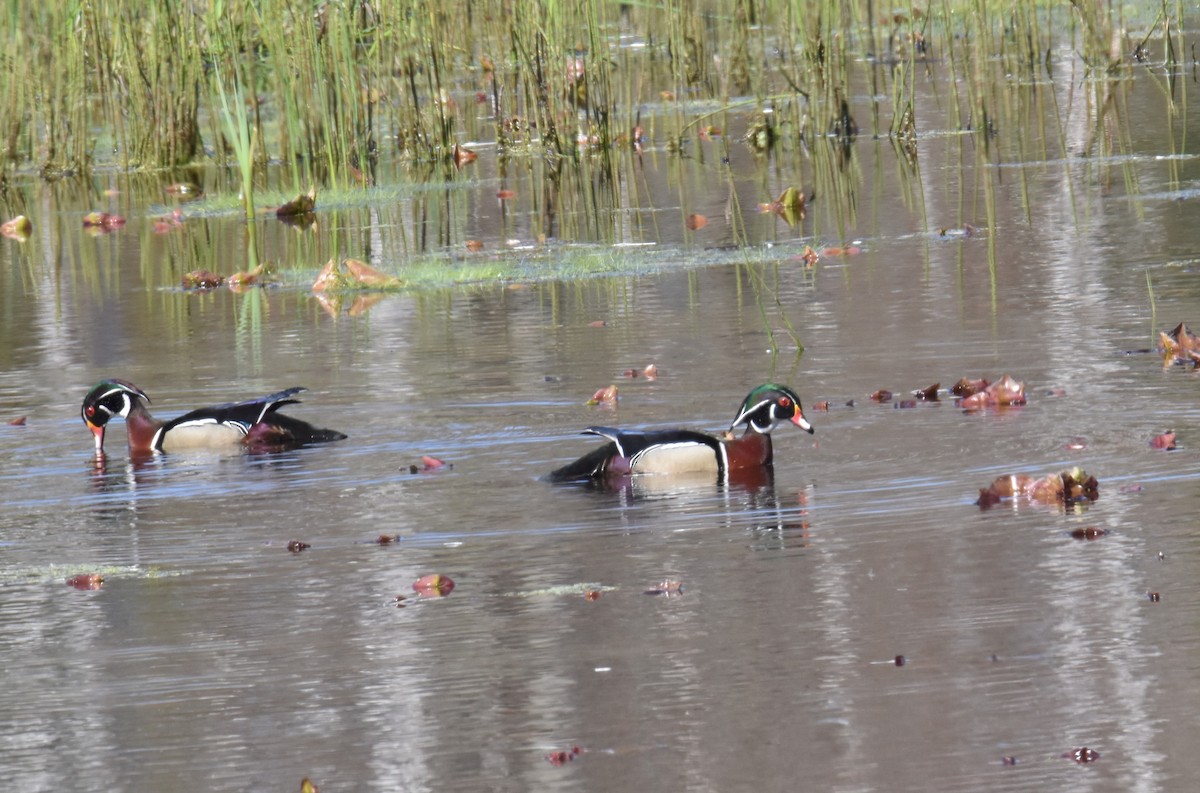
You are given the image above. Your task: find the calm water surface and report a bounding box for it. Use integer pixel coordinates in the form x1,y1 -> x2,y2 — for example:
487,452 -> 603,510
5,60 -> 1200,792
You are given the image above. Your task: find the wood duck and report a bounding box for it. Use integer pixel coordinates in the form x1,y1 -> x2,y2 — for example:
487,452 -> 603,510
81,379 -> 346,456
547,383 -> 814,483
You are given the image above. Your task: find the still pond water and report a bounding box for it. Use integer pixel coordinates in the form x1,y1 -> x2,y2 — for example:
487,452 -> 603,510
5,52 -> 1200,793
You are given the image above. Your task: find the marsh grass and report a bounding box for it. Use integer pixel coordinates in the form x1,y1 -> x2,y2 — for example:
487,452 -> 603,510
0,0 -> 1173,292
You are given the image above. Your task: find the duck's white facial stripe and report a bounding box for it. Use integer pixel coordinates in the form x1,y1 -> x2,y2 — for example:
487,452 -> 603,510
732,398 -> 772,431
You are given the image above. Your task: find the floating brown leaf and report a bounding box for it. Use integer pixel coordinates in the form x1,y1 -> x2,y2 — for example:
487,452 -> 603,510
800,245 -> 819,267
1,215 -> 32,241
413,574 -> 455,596
958,374 -> 1025,409
8,416 -> 27,426
465,239 -> 484,252
496,189 -> 516,200
65,573 -> 104,590
1150,430 -> 1177,450
642,363 -> 659,380
452,143 -> 478,169
914,383 -> 940,400
276,186 -> 317,218
287,540 -> 311,552
1160,321 -> 1200,366
869,389 -> 893,402
311,259 -> 339,293
976,468 -> 1099,509
182,270 -> 224,289
645,578 -> 683,596
586,384 -> 618,406
685,213 -> 707,231
311,258 -> 403,291
951,377 -> 989,397
227,263 -> 272,291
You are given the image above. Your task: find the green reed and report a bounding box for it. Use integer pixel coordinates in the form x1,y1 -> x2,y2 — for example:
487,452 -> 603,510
0,0 -> 1156,295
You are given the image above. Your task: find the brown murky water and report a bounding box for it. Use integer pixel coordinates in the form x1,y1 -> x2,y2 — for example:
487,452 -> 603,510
5,56 -> 1200,792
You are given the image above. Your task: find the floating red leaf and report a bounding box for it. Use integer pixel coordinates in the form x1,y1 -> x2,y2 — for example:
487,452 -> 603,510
413,574 -> 455,596
496,189 -> 516,200
586,385 -> 618,406
415,455 -> 450,472
545,745 -> 585,766
812,401 -> 830,411
869,389 -> 893,402
7,416 -> 26,426
465,239 -> 484,252
65,573 -> 104,590
1150,430 -> 1176,450
685,213 -> 707,231
1064,747 -> 1100,764
583,590 -> 601,601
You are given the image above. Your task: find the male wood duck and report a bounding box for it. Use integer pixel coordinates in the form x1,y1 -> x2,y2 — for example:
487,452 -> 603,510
547,383 -> 814,483
81,379 -> 346,456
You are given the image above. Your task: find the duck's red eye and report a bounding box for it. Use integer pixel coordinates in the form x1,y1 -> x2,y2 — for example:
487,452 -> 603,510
778,397 -> 791,408
85,406 -> 95,417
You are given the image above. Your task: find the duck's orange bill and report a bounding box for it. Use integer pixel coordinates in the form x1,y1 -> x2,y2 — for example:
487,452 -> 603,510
87,421 -> 105,453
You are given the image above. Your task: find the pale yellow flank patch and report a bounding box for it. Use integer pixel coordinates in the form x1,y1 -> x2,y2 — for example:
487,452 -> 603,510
159,422 -> 246,450
631,443 -> 720,475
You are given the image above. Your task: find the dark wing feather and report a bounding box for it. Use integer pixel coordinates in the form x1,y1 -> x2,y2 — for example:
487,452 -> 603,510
166,387 -> 308,432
